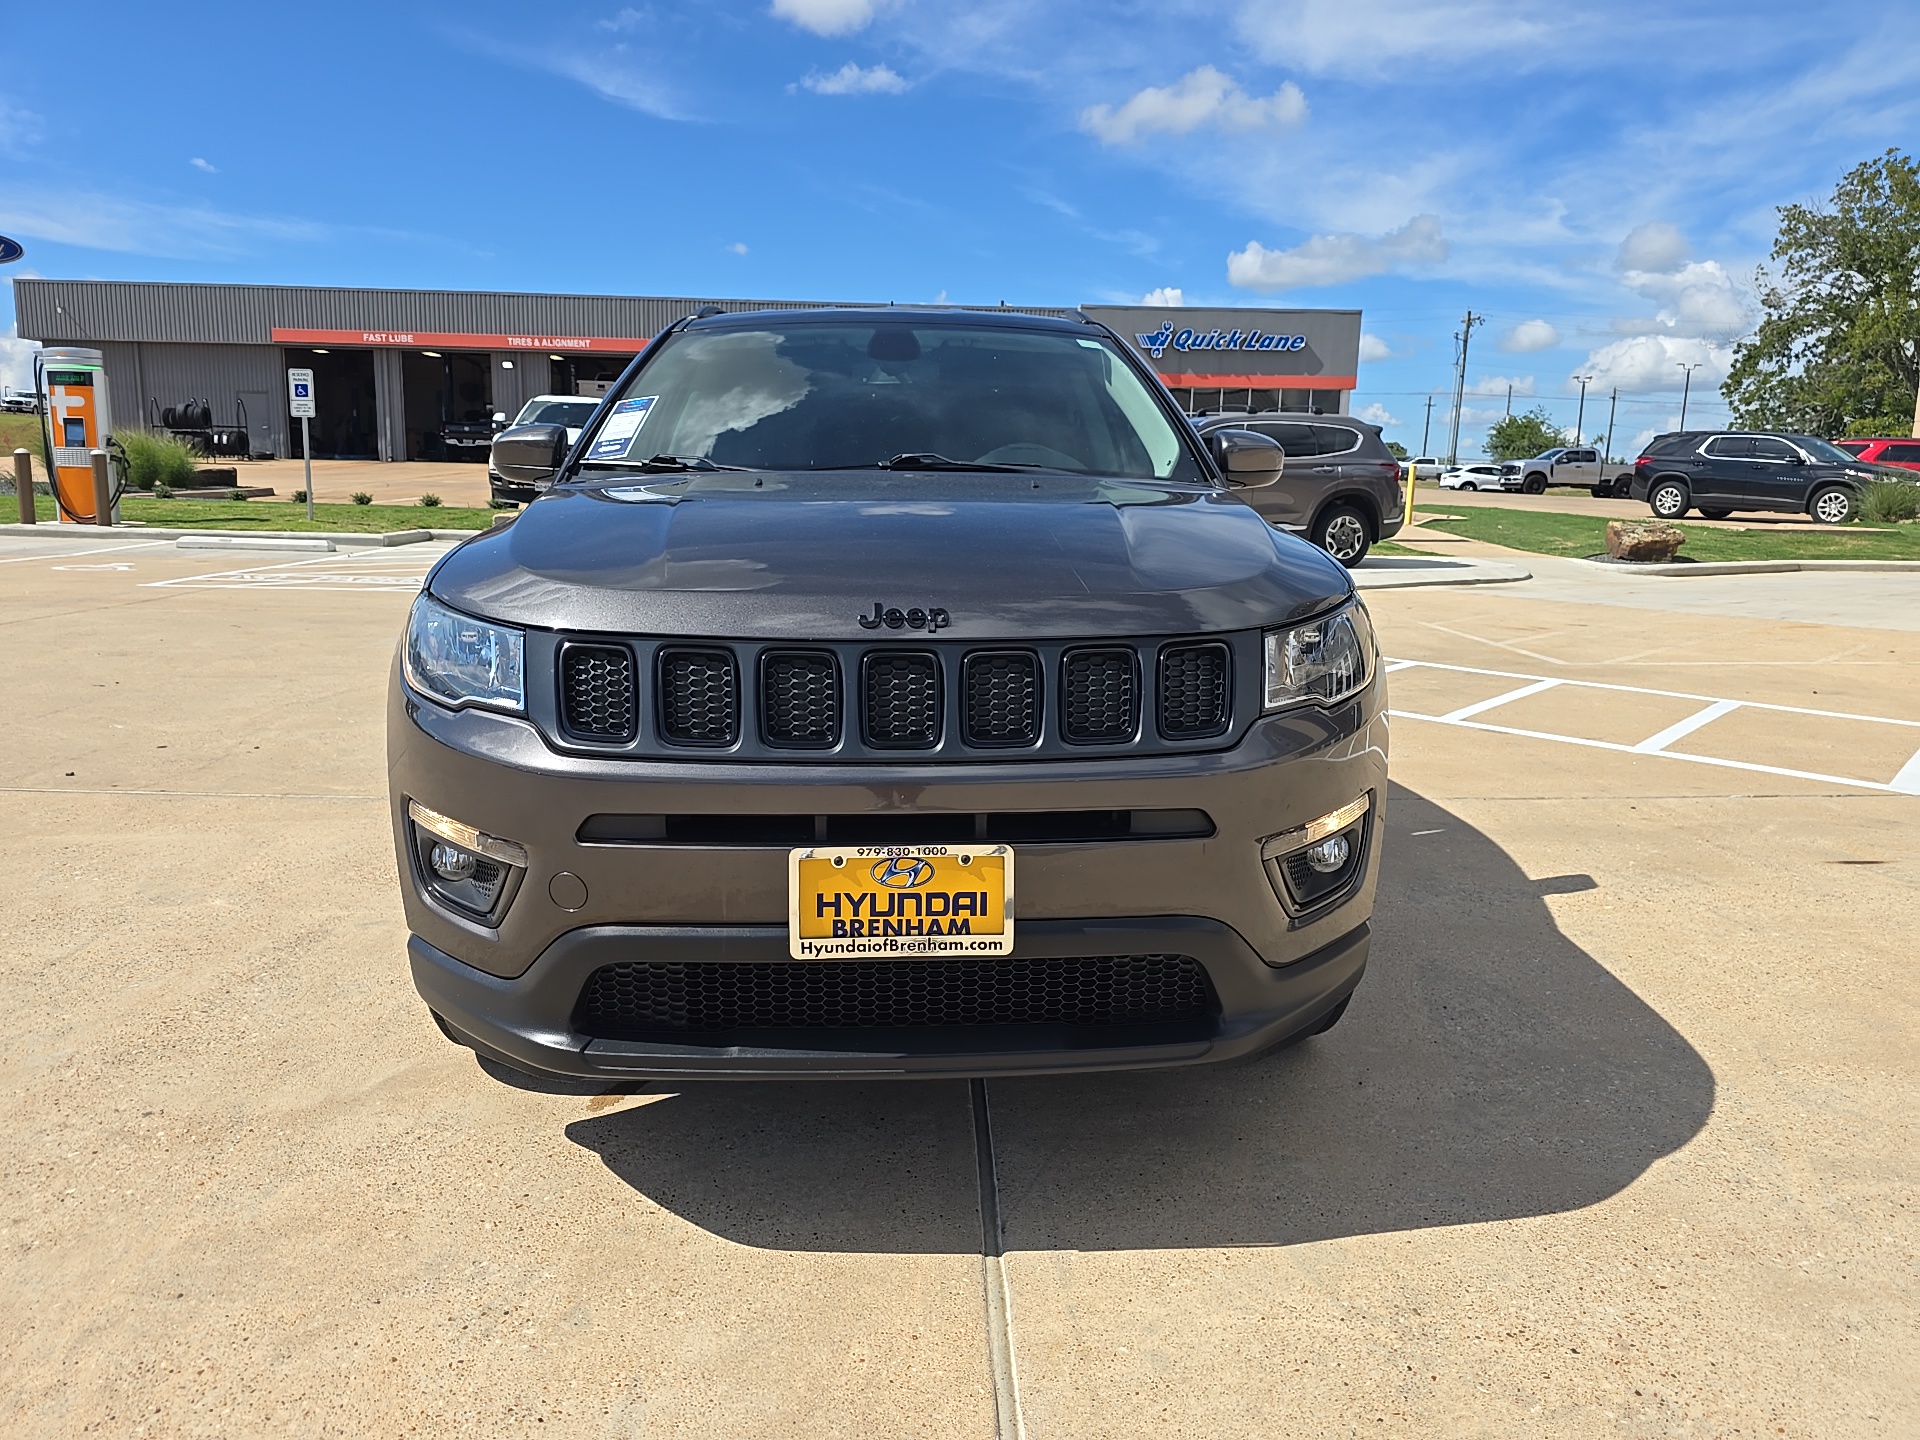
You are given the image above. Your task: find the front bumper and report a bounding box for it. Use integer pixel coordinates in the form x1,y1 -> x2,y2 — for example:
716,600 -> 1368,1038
414,917 -> 1369,1079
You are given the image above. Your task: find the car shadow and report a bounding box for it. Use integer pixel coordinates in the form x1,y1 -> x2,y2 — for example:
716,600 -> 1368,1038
563,784 -> 1714,1252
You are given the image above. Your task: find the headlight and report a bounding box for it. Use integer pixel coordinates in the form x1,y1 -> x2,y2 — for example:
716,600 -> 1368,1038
403,594 -> 525,713
1264,602 -> 1374,710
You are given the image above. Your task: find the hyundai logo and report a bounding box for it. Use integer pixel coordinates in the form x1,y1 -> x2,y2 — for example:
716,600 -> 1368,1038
871,856 -> 936,889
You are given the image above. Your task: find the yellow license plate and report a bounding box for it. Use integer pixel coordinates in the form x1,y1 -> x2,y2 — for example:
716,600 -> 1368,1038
787,845 -> 1014,960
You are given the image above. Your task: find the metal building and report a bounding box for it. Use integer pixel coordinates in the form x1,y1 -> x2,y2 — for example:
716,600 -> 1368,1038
11,279 -> 1361,462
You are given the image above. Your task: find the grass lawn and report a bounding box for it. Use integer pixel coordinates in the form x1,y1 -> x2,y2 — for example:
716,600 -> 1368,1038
5,492 -> 493,532
1412,505 -> 1920,561
0,413 -> 44,475
1371,540 -> 1422,556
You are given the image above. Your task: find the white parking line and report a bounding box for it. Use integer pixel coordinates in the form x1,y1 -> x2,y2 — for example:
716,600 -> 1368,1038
1387,658 -> 1920,796
145,547 -> 445,592
0,538 -> 173,565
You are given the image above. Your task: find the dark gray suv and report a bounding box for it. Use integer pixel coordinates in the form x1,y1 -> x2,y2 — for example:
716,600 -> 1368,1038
1191,412 -> 1404,566
390,308 -> 1387,1082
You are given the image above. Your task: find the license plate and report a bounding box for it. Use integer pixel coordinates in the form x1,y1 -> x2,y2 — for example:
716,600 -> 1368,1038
787,845 -> 1013,960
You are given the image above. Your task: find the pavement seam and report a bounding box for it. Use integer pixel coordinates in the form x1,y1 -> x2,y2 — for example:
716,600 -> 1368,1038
971,1079 -> 1027,1440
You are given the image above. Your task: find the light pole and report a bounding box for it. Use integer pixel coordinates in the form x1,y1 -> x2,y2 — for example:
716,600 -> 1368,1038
1572,374 -> 1593,447
1677,362 -> 1703,430
1604,387 -> 1618,463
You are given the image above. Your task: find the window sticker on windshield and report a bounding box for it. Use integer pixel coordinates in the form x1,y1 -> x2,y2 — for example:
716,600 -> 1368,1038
587,395 -> 657,460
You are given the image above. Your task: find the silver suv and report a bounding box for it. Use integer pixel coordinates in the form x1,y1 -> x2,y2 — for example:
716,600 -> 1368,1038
391,308 -> 1387,1082
1190,412 -> 1404,566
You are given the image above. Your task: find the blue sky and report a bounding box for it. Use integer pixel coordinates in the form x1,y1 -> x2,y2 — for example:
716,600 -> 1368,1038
2,0 -> 1914,456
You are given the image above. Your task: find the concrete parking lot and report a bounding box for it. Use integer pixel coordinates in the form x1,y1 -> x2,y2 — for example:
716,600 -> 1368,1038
0,532 -> 1913,1437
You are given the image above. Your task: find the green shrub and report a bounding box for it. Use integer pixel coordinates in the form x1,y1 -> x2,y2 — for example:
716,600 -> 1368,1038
351,491 -> 372,506
152,481 -> 173,499
1861,479 -> 1920,524
228,488 -> 248,501
487,499 -> 518,510
289,490 -> 307,503
119,430 -> 200,491
418,493 -> 442,508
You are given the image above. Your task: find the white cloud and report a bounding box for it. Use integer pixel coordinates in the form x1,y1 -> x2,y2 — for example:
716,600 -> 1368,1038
1615,221 -> 1688,273
1356,402 -> 1401,427
0,187 -> 325,257
0,324 -> 39,396
189,157 -> 217,173
1578,334 -> 1731,394
1236,0 -> 1561,77
1358,332 -> 1392,362
800,62 -> 908,95
726,241 -> 749,255
1140,286 -> 1185,306
544,50 -> 685,119
772,0 -> 886,37
0,95 -> 41,155
1080,67 -> 1306,146
1617,259 -> 1749,339
1472,374 -> 1536,397
1226,214 -> 1446,292
1499,319 -> 1560,353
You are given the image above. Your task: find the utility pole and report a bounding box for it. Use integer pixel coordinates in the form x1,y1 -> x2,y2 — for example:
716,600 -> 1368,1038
1677,362 -> 1703,430
1505,384 -> 1513,418
1445,311 -> 1482,467
1421,395 -> 1434,456
1604,387 -> 1618,463
1572,374 -> 1593,447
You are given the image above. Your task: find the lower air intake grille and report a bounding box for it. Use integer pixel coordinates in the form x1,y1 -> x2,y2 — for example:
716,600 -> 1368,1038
658,648 -> 739,746
559,644 -> 637,741
574,955 -> 1217,1036
1158,642 -> 1231,739
864,652 -> 941,748
1061,648 -> 1139,743
761,651 -> 840,748
964,651 -> 1039,746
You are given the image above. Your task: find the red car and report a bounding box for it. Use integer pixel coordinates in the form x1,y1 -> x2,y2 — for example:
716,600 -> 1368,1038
1834,437 -> 1920,473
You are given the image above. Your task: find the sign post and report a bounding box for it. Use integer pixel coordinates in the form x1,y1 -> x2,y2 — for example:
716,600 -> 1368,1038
287,368 -> 316,521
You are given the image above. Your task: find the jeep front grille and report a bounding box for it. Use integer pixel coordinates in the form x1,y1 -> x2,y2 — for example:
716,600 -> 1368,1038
1061,647 -> 1139,743
573,954 -> 1218,1036
963,651 -> 1040,747
864,652 -> 941,748
658,648 -> 739,746
1157,642 -> 1231,739
559,643 -> 637,741
760,650 -> 840,748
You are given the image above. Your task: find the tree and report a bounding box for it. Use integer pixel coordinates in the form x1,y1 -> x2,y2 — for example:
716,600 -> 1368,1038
1383,439 -> 1408,459
1484,406 -> 1565,461
1724,149 -> 1920,437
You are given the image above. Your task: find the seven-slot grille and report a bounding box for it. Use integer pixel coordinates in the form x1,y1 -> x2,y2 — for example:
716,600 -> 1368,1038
864,652 -> 942,748
558,638 -> 1244,752
1157,642 -> 1231,739
760,651 -> 840,748
573,954 -> 1217,1036
1061,648 -> 1138,743
963,651 -> 1040,746
559,644 -> 637,741
657,648 -> 739,745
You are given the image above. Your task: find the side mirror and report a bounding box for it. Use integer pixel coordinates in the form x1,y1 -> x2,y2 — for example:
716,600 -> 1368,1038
491,423 -> 568,486
1205,428 -> 1284,487
491,411 -> 507,424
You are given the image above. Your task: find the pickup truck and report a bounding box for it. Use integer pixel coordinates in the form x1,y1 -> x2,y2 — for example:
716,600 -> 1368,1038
1503,446 -> 1637,497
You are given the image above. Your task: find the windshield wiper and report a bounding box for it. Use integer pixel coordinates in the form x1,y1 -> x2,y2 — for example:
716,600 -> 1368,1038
872,452 -> 1045,472
577,454 -> 751,473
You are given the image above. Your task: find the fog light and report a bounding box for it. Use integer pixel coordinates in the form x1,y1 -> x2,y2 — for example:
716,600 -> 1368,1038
1304,834 -> 1350,873
430,843 -> 478,881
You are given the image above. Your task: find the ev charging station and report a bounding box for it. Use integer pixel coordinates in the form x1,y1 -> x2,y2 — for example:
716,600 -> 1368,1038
36,346 -> 118,524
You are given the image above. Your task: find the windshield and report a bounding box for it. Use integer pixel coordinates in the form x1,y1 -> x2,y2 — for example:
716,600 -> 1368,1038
518,399 -> 599,429
577,322 -> 1199,480
1793,435 -> 1869,465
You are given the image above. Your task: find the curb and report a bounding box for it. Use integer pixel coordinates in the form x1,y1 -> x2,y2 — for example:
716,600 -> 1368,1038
1579,558 -> 1920,576
1352,557 -> 1533,589
0,523 -> 473,547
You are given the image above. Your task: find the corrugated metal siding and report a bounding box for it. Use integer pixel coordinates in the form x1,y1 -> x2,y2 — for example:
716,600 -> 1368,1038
14,277 -> 1076,346
81,341 -> 289,457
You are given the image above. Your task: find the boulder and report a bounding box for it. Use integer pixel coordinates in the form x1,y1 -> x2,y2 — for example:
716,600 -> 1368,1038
1606,520 -> 1686,563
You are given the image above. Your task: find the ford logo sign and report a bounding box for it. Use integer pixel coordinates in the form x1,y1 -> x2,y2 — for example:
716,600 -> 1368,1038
0,236 -> 25,266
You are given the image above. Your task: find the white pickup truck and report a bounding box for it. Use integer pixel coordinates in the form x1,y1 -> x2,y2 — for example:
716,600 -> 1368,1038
1502,446 -> 1637,497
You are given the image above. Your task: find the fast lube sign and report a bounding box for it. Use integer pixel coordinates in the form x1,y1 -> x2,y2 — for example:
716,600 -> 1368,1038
1131,321 -> 1307,359
1081,304 -> 1362,390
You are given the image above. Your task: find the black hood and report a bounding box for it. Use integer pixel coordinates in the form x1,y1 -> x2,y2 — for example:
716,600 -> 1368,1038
429,472 -> 1352,640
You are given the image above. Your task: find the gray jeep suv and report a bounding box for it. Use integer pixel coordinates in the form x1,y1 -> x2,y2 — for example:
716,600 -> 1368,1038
390,308 -> 1388,1081
1190,411 -> 1404,566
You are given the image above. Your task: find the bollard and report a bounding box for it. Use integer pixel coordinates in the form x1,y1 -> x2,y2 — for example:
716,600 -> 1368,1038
90,449 -> 113,527
12,448 -> 32,525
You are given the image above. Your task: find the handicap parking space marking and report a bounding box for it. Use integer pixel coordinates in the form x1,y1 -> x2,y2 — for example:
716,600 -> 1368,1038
1387,657 -> 1920,796
143,547 -> 451,593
